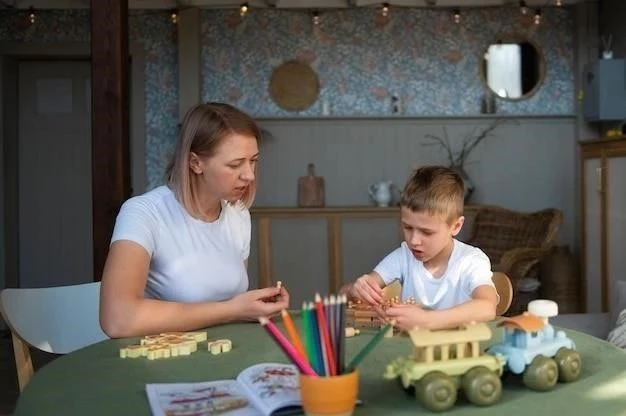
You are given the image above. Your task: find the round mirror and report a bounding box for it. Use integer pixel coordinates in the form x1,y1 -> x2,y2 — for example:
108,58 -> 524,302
480,36 -> 545,100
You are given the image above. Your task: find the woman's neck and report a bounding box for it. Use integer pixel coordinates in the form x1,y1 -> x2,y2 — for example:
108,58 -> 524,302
191,182 -> 222,222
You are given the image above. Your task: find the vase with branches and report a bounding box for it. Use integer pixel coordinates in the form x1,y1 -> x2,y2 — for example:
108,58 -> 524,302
423,118 -> 513,202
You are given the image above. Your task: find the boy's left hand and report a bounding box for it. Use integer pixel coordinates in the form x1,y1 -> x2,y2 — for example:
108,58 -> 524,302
384,304 -> 431,332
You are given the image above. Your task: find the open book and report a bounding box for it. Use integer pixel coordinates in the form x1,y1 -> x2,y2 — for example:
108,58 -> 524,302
146,363 -> 303,416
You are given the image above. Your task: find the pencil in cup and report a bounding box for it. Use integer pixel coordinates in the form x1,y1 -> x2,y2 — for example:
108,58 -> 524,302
345,320 -> 395,373
336,294 -> 347,374
258,317 -> 317,376
304,302 -> 324,375
281,309 -> 307,360
314,293 -> 336,376
307,302 -> 326,376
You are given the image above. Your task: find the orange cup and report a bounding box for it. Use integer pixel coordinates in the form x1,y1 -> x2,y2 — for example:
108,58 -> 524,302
299,371 -> 359,416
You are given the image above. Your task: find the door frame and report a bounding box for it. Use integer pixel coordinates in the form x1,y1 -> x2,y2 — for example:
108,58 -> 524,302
0,42 -> 147,289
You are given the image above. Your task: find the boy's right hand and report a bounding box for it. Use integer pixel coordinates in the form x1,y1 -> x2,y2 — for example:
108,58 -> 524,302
348,273 -> 384,306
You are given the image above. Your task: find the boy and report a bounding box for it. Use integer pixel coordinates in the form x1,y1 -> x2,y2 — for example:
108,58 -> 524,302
342,166 -> 498,332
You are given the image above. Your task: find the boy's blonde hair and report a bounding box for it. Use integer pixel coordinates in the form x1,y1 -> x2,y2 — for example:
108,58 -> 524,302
165,103 -> 260,216
400,166 -> 464,223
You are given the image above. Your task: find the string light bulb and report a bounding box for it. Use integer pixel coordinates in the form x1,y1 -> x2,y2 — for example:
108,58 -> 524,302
533,9 -> 541,25
312,10 -> 320,26
170,9 -> 178,24
519,1 -> 528,14
239,2 -> 249,17
381,2 -> 389,17
28,7 -> 36,24
555,0 -> 562,5
452,9 -> 461,24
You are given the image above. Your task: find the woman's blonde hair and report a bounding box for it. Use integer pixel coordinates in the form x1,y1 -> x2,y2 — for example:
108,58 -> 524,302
400,166 -> 464,223
165,103 -> 260,215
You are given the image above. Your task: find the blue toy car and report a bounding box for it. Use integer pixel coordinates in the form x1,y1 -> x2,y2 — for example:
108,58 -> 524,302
486,300 -> 582,391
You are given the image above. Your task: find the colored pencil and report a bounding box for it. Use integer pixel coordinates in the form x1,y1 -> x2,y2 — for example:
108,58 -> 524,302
301,302 -> 314,368
258,317 -> 317,376
345,320 -> 396,373
337,294 -> 347,374
281,309 -> 307,360
308,301 -> 325,376
328,295 -> 337,373
305,302 -> 322,375
315,293 -> 336,376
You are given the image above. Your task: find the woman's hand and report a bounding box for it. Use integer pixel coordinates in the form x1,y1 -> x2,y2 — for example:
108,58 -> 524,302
228,286 -> 290,321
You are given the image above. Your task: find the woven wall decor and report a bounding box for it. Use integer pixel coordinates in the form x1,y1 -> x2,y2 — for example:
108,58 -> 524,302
269,60 -> 320,111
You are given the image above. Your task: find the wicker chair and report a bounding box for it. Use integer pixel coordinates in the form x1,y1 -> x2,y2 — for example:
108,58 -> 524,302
465,205 -> 563,295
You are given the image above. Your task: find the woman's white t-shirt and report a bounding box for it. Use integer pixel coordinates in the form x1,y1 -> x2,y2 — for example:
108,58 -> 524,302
374,239 -> 494,310
110,185 -> 250,302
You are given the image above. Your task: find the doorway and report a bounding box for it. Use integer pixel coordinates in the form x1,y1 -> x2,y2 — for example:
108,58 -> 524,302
1,46 -> 146,289
17,60 -> 93,288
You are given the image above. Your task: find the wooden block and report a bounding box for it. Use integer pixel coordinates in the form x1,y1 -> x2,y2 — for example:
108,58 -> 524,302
383,324 -> 394,338
217,339 -> 232,353
345,327 -> 360,337
208,339 -> 233,355
147,344 -> 168,360
121,344 -> 146,358
161,331 -> 207,343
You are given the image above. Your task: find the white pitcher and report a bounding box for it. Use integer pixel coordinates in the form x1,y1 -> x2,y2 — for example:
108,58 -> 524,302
369,181 -> 393,207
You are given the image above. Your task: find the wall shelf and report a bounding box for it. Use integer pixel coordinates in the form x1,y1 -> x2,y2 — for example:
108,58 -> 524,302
255,114 -> 576,122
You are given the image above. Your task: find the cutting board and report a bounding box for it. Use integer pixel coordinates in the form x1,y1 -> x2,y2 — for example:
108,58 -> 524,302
298,163 -> 325,207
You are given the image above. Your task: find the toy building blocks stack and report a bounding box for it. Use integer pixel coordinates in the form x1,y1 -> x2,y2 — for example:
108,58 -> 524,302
119,331 -> 207,360
346,296 -> 417,329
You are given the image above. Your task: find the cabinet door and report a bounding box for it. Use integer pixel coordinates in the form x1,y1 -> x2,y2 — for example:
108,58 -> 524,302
607,156 -> 626,313
583,157 -> 603,313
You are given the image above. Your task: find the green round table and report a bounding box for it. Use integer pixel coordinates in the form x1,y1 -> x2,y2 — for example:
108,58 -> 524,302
14,320 -> 626,415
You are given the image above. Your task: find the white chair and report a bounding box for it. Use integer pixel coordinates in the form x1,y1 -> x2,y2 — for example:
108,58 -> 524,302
0,282 -> 109,391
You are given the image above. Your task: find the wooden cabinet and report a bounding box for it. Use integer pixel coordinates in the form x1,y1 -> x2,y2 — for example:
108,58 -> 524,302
580,138 -> 626,313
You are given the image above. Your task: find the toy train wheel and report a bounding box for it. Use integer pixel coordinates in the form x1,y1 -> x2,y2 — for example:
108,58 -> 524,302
555,348 -> 582,382
462,366 -> 502,406
523,356 -> 558,391
415,371 -> 457,412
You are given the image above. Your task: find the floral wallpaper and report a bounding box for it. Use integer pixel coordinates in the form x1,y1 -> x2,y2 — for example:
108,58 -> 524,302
202,7 -> 574,117
0,6 -> 574,187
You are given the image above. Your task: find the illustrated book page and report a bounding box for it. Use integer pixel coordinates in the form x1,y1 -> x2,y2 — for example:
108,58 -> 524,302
145,363 -> 301,416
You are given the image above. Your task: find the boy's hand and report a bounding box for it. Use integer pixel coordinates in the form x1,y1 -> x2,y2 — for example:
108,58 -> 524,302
384,304 -> 430,332
349,273 -> 384,306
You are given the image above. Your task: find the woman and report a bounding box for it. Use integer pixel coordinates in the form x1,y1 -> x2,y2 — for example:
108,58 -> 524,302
100,103 -> 289,338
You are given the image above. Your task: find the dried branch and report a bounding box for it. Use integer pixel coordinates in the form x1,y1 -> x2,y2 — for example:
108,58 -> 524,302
423,126 -> 454,166
423,118 -> 515,168
458,118 -> 510,165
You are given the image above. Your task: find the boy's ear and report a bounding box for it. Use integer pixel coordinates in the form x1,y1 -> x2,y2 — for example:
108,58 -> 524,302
451,215 -> 465,236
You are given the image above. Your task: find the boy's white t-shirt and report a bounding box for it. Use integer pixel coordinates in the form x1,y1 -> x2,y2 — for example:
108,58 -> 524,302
374,239 -> 494,310
110,185 -> 250,302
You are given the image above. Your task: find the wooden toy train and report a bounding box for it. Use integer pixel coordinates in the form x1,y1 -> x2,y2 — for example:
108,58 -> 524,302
382,299 -> 582,412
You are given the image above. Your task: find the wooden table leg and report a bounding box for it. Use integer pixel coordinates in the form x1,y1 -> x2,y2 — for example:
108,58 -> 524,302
327,215 -> 342,293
